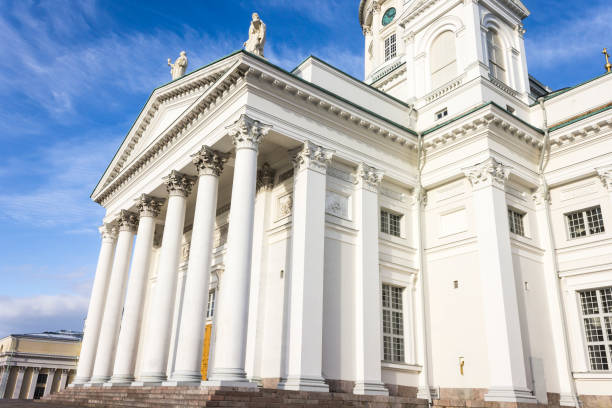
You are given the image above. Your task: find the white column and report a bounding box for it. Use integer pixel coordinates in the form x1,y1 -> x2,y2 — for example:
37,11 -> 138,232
597,165 -> 612,202
353,163 -> 388,395
91,210 -> 138,384
463,158 -> 536,404
73,224 -> 118,384
413,185 -> 433,401
58,370 -> 68,390
169,147 -> 228,384
110,195 -> 164,384
43,368 -> 56,397
11,367 -> 25,398
278,141 -> 334,392
0,366 -> 9,398
27,368 -> 40,399
138,171 -> 195,383
244,163 -> 276,383
533,184 -> 580,407
207,114 -> 271,386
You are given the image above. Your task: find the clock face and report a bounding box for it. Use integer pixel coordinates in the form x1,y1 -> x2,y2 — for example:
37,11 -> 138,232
382,7 -> 396,26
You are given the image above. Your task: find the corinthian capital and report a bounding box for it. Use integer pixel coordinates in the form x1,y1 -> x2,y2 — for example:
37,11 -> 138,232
412,185 -> 428,207
531,182 -> 550,207
191,146 -> 229,177
355,163 -> 384,192
227,114 -> 272,151
597,165 -> 612,192
163,170 -> 196,197
137,194 -> 165,218
257,162 -> 276,191
99,223 -> 118,241
291,141 -> 335,175
463,158 -> 511,190
117,210 -> 138,232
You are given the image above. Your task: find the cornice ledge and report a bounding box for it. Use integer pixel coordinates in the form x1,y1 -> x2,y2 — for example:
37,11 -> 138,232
95,63 -> 247,205
399,0 -> 442,27
423,110 -> 542,152
549,117 -> 612,150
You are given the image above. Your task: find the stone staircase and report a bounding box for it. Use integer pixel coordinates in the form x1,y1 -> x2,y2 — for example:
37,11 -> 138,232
40,385 -> 430,407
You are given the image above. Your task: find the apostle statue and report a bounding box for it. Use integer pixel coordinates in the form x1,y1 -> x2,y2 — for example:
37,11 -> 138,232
167,51 -> 188,80
244,13 -> 266,57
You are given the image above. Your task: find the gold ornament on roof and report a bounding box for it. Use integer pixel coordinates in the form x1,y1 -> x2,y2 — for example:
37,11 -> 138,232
604,48 -> 611,73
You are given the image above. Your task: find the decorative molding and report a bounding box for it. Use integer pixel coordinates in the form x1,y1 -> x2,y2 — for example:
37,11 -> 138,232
291,141 -> 335,175
136,194 -> 165,218
489,75 -> 520,98
463,158 -> 511,190
369,59 -> 405,84
227,114 -> 272,151
117,210 -> 138,232
213,224 -> 229,248
326,191 -> 350,219
412,185 -> 428,207
424,74 -> 465,104
257,163 -> 276,191
532,183 -> 551,206
277,193 -> 293,219
99,223 -> 118,241
550,119 -> 612,149
163,170 -> 196,197
327,166 -> 353,183
354,163 -> 384,193
191,145 -> 229,177
597,165 -> 612,191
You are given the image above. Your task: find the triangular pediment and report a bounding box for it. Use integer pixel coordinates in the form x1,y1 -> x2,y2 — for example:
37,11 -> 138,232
92,51 -> 243,199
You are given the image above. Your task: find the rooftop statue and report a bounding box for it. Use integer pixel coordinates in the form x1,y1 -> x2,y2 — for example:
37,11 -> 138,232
167,51 -> 188,80
244,13 -> 266,57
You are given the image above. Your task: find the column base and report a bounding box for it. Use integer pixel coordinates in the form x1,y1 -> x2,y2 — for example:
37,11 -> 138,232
70,377 -> 90,386
559,393 -> 581,407
278,376 -> 329,393
162,380 -> 202,387
167,371 -> 202,384
109,375 -> 135,385
485,386 -> 537,404
417,386 -> 433,401
353,381 -> 389,396
83,382 -> 104,388
201,380 -> 258,389
131,381 -> 163,387
89,375 -> 111,385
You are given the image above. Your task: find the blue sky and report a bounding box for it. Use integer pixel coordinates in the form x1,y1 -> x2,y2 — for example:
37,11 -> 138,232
0,0 -> 610,337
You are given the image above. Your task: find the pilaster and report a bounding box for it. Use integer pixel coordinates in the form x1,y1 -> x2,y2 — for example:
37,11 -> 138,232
43,368 -> 56,397
597,165 -> 612,202
27,368 -> 40,399
11,366 -> 26,399
0,366 -> 9,398
463,158 -> 536,404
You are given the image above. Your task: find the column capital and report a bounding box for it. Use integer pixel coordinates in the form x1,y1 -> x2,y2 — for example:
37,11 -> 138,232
117,210 -> 139,232
191,146 -> 229,177
17,366 -> 26,372
227,114 -> 272,151
163,170 -> 196,197
47,368 -> 56,373
370,1 -> 381,14
136,194 -> 165,218
463,158 -> 511,190
31,367 -> 40,373
412,185 -> 428,207
291,141 -> 335,175
354,163 -> 384,193
532,182 -> 551,207
257,162 -> 276,191
597,165 -> 612,191
99,223 -> 118,242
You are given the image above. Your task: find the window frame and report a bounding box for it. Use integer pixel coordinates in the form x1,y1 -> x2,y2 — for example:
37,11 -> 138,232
435,108 -> 448,121
508,207 -> 526,237
565,205 -> 605,240
384,33 -> 397,62
380,209 -> 402,238
486,29 -> 507,83
206,288 -> 216,320
579,287 -> 612,372
381,283 -> 406,363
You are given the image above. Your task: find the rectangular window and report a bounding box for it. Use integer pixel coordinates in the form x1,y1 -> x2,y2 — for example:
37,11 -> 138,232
384,34 -> 397,62
206,289 -> 216,319
580,288 -> 612,371
381,210 -> 401,237
566,206 -> 605,239
508,208 -> 525,236
435,108 -> 448,121
382,284 -> 405,362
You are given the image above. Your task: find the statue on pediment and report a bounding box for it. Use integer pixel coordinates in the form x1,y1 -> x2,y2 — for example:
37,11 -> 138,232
244,13 -> 266,57
167,51 -> 188,80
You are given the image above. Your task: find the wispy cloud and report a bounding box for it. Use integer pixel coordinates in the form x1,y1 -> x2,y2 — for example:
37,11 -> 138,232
250,0 -> 347,26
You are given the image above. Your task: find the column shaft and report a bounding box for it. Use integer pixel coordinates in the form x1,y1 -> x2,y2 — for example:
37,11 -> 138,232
353,164 -> 388,395
138,171 -> 194,383
58,370 -> 68,390
0,367 -> 9,398
11,367 -> 25,399
465,158 -> 536,404
73,225 -> 118,384
91,211 -> 138,383
43,369 -> 55,397
27,369 -> 40,399
171,147 -> 226,383
207,115 -> 270,386
111,196 -> 163,384
279,141 -> 333,392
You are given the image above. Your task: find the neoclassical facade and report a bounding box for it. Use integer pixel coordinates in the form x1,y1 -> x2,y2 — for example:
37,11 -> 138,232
72,0 -> 612,407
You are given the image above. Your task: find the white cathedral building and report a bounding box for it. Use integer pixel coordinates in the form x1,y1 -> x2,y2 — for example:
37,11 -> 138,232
70,0 -> 612,407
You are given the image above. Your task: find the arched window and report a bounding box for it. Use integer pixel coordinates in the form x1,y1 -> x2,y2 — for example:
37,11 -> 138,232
430,31 -> 457,89
487,29 -> 506,82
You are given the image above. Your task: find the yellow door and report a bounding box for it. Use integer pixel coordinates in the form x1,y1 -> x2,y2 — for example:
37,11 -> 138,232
201,324 -> 213,380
